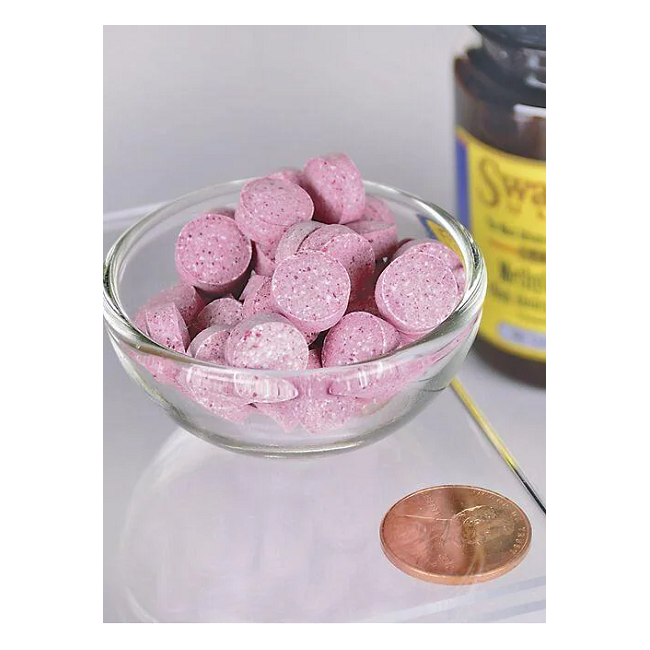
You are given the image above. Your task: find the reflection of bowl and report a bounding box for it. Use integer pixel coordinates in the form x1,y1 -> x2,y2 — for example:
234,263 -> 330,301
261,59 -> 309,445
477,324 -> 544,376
103,180 -> 486,456
115,430 -> 443,622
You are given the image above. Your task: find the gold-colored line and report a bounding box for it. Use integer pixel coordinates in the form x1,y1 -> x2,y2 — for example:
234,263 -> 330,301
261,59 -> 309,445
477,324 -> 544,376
450,378 -> 546,515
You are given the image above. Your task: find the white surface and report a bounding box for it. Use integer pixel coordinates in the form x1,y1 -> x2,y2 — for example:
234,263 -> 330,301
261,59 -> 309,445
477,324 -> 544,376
458,356 -> 546,501
103,216 -> 545,623
104,25 -> 477,213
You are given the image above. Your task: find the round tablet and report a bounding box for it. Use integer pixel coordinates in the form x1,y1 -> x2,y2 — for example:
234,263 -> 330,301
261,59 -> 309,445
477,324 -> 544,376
241,276 -> 318,344
375,251 -> 460,336
256,400 -> 300,432
145,302 -> 190,352
347,220 -> 398,260
327,362 -> 404,400
323,313 -> 400,399
190,296 -> 243,337
234,205 -> 287,250
394,239 -> 466,293
134,306 -> 149,336
322,311 -> 397,367
377,317 -> 401,353
253,241 -> 276,277
301,225 -> 375,295
360,196 -> 396,224
397,331 -> 422,348
212,404 -> 255,424
140,355 -> 183,387
224,313 -> 309,370
346,289 -> 381,318
297,395 -> 362,434
237,177 -> 314,227
234,372 -> 298,404
187,324 -> 231,363
302,153 -> 366,224
274,221 -> 322,264
184,364 -> 251,410
271,251 -> 351,332
239,274 -> 267,302
268,167 -> 304,187
242,276 -> 275,319
175,213 -> 252,295
143,283 -> 206,327
291,346 -> 332,399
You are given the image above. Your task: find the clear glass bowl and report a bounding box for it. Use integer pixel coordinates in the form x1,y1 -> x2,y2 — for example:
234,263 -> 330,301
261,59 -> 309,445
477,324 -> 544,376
103,180 -> 486,456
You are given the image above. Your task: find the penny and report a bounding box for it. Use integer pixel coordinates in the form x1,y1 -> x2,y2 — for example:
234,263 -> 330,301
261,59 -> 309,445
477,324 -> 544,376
380,485 -> 531,584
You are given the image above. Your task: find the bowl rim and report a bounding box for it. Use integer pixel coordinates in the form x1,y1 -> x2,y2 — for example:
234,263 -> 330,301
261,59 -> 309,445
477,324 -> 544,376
103,179 -> 487,378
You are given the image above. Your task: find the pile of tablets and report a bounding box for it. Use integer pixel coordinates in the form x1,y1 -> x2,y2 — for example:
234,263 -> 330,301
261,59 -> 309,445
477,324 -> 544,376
133,154 -> 465,431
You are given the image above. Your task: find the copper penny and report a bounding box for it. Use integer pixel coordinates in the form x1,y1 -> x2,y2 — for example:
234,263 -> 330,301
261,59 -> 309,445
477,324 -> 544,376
380,485 -> 531,585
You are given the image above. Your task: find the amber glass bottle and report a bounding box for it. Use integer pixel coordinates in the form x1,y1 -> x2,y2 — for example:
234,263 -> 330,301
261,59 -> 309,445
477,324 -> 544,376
454,25 -> 546,387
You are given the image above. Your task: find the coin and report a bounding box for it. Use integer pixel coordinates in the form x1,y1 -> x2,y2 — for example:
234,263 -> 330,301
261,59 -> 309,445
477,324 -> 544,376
380,485 -> 531,584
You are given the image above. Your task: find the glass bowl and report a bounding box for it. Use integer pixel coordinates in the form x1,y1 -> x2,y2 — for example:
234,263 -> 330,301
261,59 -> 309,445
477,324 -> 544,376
103,180 -> 486,456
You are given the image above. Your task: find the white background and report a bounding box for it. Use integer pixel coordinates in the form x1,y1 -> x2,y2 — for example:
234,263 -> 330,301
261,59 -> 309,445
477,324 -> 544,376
104,25 -> 477,212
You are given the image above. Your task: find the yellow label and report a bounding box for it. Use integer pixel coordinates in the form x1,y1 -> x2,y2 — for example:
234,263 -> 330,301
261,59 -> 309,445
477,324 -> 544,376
420,220 -> 463,258
456,127 -> 546,361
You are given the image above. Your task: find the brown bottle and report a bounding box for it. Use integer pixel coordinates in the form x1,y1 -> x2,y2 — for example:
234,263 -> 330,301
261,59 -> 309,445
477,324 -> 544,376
454,25 -> 546,387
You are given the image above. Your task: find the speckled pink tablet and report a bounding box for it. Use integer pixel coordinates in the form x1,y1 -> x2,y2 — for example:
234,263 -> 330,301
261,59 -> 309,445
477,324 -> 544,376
134,306 -> 149,336
239,274 -> 267,302
397,322 -> 476,386
212,403 -> 255,424
274,221 -> 322,264
301,225 -> 375,295
256,400 -> 300,432
184,365 -> 252,411
297,395 -> 363,434
375,251 -> 460,336
242,276 -> 318,344
360,196 -> 396,224
145,302 -> 190,352
253,242 -> 276,277
234,206 -> 287,250
398,331 -> 422,348
271,251 -> 351,332
175,213 -> 252,295
347,220 -> 398,260
268,167 -> 304,187
131,311 -> 183,387
190,296 -> 243,337
394,239 -> 466,293
225,313 -> 309,370
199,397 -> 255,423
187,324 -> 231,363
292,346 -> 331,398
346,290 -> 381,318
322,312 -> 399,367
140,355 -> 184,387
143,283 -> 206,327
237,177 -> 314,227
328,362 -> 404,400
242,276 -> 274,319
234,372 -> 298,404
377,317 -> 401,352
302,153 -> 366,224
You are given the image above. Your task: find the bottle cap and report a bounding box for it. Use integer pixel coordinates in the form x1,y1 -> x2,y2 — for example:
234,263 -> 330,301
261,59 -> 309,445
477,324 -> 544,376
474,25 -> 546,51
